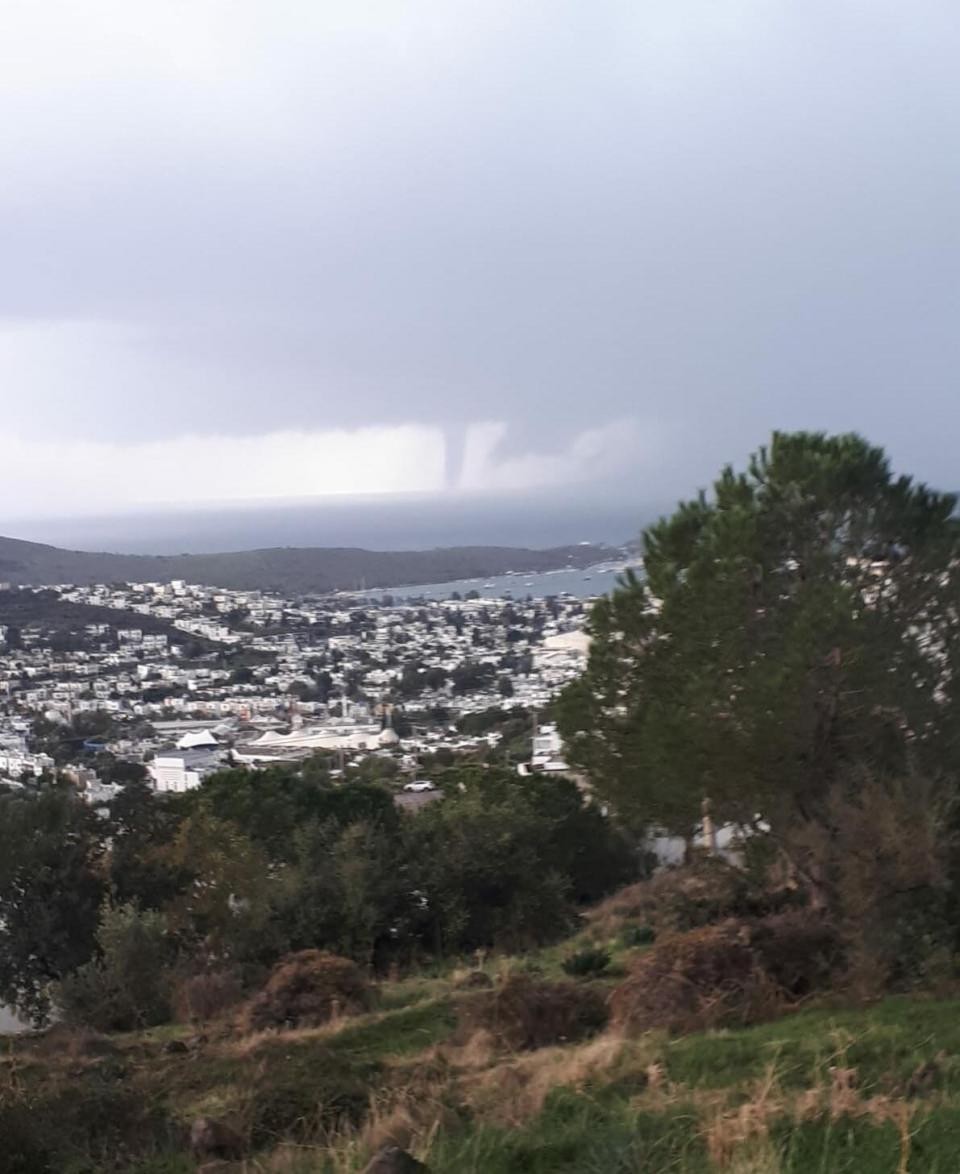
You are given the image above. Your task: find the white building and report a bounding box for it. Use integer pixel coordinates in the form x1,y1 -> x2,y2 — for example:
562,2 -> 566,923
149,748 -> 224,793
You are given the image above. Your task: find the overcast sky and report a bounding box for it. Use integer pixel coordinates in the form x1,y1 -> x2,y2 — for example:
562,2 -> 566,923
1,0 -> 959,521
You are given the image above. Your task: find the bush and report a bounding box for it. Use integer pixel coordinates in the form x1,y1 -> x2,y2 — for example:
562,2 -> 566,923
620,924 -> 656,948
786,771 -> 952,994
0,1078 -> 177,1172
610,912 -> 840,1035
241,950 -> 371,1032
561,947 -> 611,978
457,973 -> 608,1050
247,1059 -> 370,1147
55,902 -> 171,1032
0,1100 -> 55,1173
173,969 -> 244,1024
747,910 -> 842,998
610,922 -> 769,1035
591,858 -> 802,941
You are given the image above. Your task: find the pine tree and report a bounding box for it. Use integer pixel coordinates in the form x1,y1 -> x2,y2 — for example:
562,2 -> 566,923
557,432 -> 960,835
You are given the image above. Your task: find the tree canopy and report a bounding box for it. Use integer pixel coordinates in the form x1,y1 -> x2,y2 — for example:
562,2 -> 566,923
557,432 -> 960,833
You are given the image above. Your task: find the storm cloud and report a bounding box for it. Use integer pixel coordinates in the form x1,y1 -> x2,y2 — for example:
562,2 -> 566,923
1,1 -> 958,518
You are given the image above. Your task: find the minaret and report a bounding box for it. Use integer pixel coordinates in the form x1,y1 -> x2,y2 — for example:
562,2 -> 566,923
701,796 -> 718,855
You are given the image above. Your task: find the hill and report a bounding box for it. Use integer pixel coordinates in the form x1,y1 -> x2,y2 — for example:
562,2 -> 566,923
0,535 -> 617,594
3,953 -> 953,1172
0,588 -> 217,651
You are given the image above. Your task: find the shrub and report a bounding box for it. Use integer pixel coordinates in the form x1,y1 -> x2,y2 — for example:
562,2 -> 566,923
457,974 -> 608,1050
747,910 -> 842,998
561,948 -> 611,978
620,924 -> 656,948
0,1100 -> 55,1173
247,1060 -> 370,1147
55,901 -> 171,1032
786,770 -> 952,994
610,912 -> 840,1035
241,950 -> 371,1032
587,858 -> 802,942
173,969 -> 244,1024
610,922 -> 765,1035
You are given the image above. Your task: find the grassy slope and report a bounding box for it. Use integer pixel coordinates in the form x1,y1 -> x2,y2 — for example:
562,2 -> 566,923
7,972 -> 960,1173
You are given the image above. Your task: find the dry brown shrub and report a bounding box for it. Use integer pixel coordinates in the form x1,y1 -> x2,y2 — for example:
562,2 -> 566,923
785,770 -> 951,996
611,910 -> 840,1035
240,950 -> 371,1033
745,910 -> 842,998
174,969 -> 244,1024
610,924 -> 772,1035
586,857 -> 795,943
455,973 -> 608,1051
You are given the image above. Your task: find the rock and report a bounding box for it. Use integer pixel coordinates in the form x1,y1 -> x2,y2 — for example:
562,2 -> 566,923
162,1039 -> 189,1054
190,1117 -> 245,1161
362,1145 -> 429,1173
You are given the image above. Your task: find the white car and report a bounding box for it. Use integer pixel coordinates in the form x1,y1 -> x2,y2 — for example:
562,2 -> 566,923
403,780 -> 436,793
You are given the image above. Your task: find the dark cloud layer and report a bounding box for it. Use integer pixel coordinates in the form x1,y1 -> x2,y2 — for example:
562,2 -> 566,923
1,0 -> 958,514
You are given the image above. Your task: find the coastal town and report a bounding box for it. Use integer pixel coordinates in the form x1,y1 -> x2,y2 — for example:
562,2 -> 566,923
0,578 -> 593,803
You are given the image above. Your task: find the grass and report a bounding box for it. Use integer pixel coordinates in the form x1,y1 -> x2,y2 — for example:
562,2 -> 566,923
665,996 -> 960,1094
10,976 -> 960,1171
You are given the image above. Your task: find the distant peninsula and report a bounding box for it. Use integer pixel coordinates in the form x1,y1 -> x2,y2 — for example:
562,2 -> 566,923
0,534 -> 623,594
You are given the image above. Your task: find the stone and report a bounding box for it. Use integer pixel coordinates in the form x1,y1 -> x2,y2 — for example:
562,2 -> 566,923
162,1039 -> 189,1054
362,1145 -> 429,1173
190,1117 -> 245,1161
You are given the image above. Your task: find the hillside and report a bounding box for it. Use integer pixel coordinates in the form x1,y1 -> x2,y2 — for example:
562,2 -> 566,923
4,942 -> 955,1173
0,535 -> 616,594
0,588 -> 218,652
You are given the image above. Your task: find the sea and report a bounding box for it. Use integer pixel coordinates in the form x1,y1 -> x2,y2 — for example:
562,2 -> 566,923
2,491 -> 665,556
353,562 -> 641,603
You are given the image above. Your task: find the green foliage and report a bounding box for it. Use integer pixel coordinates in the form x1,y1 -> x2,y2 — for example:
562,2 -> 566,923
0,761 -> 637,1031
558,431 -> 960,834
561,947 -> 612,977
106,781 -> 189,910
278,818 -> 407,965
426,1096 -> 710,1173
620,924 -> 656,948
451,660 -> 497,694
407,769 -> 636,953
188,768 -> 396,860
0,787 -> 105,1024
56,902 -> 172,1032
159,808 -> 274,960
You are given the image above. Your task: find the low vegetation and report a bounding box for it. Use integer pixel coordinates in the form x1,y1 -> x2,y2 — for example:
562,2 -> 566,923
8,892 -> 960,1173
